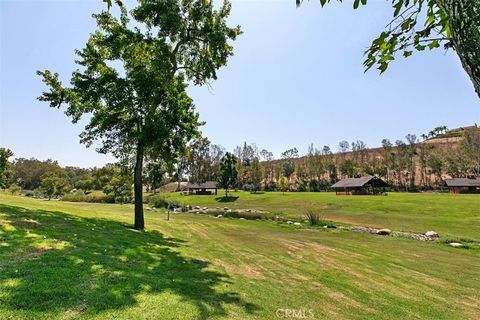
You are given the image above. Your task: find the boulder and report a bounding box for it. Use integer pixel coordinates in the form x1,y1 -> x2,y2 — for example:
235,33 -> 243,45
449,242 -> 463,248
223,207 -> 229,211
377,228 -> 391,236
216,214 -> 223,218
286,221 -> 293,224
202,207 -> 208,210
194,206 -> 200,209
425,231 -> 439,238
293,222 -> 301,226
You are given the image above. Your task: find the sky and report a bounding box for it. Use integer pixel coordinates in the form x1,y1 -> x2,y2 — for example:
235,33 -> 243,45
1,0 -> 479,168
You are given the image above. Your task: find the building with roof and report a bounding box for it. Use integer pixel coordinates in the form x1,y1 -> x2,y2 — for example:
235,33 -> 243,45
186,181 -> 218,195
444,177 -> 480,194
331,176 -> 388,195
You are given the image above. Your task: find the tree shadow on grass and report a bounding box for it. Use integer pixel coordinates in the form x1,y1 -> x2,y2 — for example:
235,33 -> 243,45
0,204 -> 259,319
214,196 -> 239,203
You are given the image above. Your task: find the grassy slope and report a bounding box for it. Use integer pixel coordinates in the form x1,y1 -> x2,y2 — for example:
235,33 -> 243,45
164,191 -> 480,241
0,193 -> 479,319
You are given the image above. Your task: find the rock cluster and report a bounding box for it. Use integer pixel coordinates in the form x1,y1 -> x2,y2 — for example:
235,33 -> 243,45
343,226 -> 440,242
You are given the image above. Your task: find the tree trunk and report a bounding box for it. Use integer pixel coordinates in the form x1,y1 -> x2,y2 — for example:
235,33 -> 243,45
134,140 -> 145,231
438,0 -> 480,97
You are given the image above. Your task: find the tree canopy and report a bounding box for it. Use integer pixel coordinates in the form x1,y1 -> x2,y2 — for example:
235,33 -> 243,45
37,0 -> 241,230
0,148 -> 13,188
298,0 -> 480,97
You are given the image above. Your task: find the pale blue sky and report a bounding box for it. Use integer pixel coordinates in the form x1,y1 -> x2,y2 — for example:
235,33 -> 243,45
1,0 -> 479,167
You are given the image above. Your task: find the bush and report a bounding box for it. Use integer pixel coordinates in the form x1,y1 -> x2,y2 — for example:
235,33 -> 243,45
298,181 -> 307,192
304,208 -> 336,228
308,179 -> 321,192
61,191 -> 109,203
264,181 -> 277,191
147,194 -> 182,210
225,211 -> 274,220
305,209 -> 322,226
148,194 -> 169,208
8,184 -> 21,195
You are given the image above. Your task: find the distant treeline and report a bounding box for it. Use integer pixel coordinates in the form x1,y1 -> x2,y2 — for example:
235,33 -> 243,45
183,125 -> 480,192
1,125 -> 478,200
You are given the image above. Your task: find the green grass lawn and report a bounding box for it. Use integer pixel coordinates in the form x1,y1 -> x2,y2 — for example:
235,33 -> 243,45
0,193 -> 479,319
164,191 -> 480,241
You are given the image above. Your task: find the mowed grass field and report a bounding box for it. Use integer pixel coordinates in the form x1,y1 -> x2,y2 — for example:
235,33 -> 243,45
165,191 -> 480,241
0,192 -> 479,319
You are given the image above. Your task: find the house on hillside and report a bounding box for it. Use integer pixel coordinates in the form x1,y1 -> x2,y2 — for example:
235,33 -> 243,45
444,177 -> 480,194
186,181 -> 218,195
331,176 -> 388,195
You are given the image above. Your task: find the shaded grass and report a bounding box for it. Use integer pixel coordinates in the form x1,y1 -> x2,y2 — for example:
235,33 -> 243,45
0,202 -> 257,320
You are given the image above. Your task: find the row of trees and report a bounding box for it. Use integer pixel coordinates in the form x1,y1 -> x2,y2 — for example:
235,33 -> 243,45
2,126 -> 478,200
185,127 -> 480,192
0,155 -> 134,202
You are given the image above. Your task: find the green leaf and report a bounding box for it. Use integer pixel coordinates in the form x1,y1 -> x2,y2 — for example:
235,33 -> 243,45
353,0 -> 360,9
403,50 -> 413,57
393,0 -> 404,17
401,19 -> 411,31
428,39 -> 440,49
415,44 -> 426,51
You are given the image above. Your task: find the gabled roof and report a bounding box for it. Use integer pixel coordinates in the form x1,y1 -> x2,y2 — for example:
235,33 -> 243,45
331,176 -> 387,188
186,181 -> 217,189
444,177 -> 480,187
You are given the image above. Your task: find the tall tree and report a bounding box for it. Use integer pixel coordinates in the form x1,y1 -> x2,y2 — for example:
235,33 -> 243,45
405,134 -> 418,190
37,0 -> 241,230
218,152 -> 238,197
298,0 -> 480,97
260,149 -> 274,187
0,148 -> 13,189
249,157 -> 263,192
281,148 -> 299,181
187,137 -> 212,183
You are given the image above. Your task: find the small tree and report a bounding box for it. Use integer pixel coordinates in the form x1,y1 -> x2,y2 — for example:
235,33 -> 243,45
278,176 -> 290,195
8,184 -> 21,195
103,168 -> 133,204
218,152 -> 238,197
40,172 -> 64,200
281,148 -> 298,182
75,177 -> 95,193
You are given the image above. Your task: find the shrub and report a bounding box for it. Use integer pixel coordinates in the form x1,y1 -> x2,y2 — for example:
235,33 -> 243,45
148,194 -> 169,208
264,181 -> 277,191
305,209 -> 321,226
298,180 -> 307,192
8,184 -> 21,195
148,194 -> 182,210
61,191 -> 109,203
214,210 -> 275,221
304,209 -> 336,228
308,179 -> 321,192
